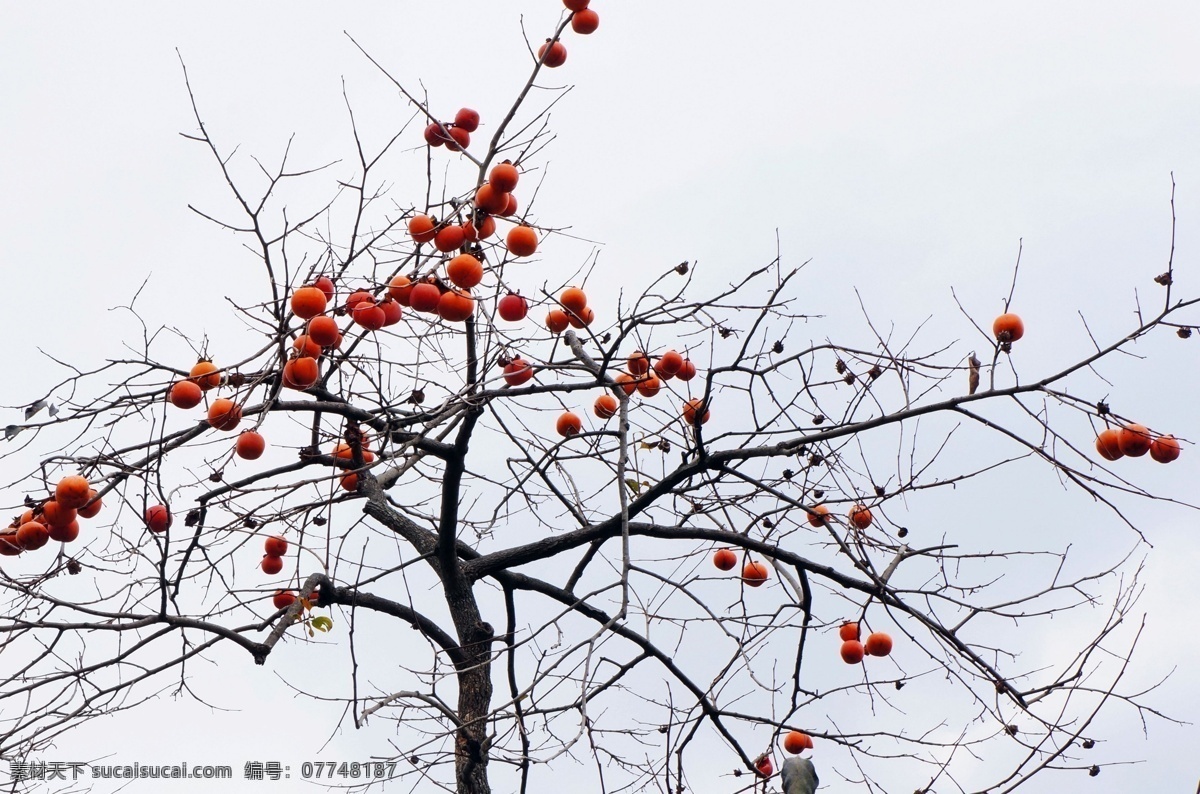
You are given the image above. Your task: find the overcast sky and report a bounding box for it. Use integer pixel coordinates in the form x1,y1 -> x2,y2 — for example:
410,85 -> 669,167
2,3 -> 1198,793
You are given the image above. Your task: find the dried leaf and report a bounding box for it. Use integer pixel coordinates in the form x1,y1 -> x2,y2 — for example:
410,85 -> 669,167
4,425 -> 21,441
968,353 -> 981,395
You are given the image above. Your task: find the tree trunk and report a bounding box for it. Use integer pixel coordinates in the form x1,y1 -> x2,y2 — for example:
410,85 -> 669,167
449,593 -> 494,794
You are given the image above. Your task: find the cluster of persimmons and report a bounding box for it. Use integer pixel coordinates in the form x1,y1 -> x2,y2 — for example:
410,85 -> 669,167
991,311 -> 1180,465
1095,424 -> 1180,464
38,2 -> 642,605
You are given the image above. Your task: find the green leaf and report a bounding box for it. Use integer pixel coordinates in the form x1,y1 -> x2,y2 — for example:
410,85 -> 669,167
624,478 -> 641,495
311,615 -> 333,633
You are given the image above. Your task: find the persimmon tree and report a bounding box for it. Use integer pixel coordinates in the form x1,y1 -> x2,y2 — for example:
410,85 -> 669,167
0,5 -> 1192,794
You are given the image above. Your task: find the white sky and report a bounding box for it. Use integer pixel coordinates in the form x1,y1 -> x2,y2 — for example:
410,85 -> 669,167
1,3 -> 1198,793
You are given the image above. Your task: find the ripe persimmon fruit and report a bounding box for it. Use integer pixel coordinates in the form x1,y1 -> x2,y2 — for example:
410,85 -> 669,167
144,504 -> 172,534
571,8 -> 599,34
423,122 -> 448,147
475,184 -> 509,215
409,283 -> 442,314
656,350 -> 683,377
742,561 -> 770,587
712,548 -> 738,571
293,335 -> 322,359
840,639 -> 865,664
283,357 -> 320,390
273,590 -> 297,610
594,394 -> 618,419
41,501 -> 76,528
437,290 -> 476,322
337,440 -> 363,461
559,287 -> 588,316
331,440 -> 373,460
566,306 -> 594,329
77,490 -> 102,519
207,398 -> 243,431
447,254 -> 484,289
556,412 -> 583,437
503,358 -> 534,387
434,224 -> 466,253
807,504 -> 830,528
992,313 -> 1024,344
782,731 -> 813,754
352,301 -> 387,330
17,521 -> 49,550
1095,428 -> 1124,461
387,275 -> 415,305
55,475 -> 91,510
1150,434 -> 1181,463
864,631 -> 893,657
261,555 -> 284,575
635,374 -> 662,398
506,225 -> 539,257
264,535 -> 288,557
307,316 -> 340,347
290,286 -> 327,319
1118,423 -> 1153,457
497,293 -> 528,322
236,430 -> 266,460
169,380 -> 203,409
445,127 -> 470,152
839,621 -> 859,642
627,351 -> 651,376
462,214 -> 496,241
0,532 -> 22,556
676,359 -> 697,381
48,519 -> 79,543
538,39 -> 567,68
312,276 -> 335,302
189,360 -> 221,391
489,162 -> 519,193
563,0 -> 589,11
345,290 -> 375,310
380,299 -> 403,327
614,373 -> 637,396
682,398 -> 710,425
546,309 -> 569,334
408,214 -> 437,243
848,504 -> 873,530
453,107 -> 480,132
499,193 -> 518,218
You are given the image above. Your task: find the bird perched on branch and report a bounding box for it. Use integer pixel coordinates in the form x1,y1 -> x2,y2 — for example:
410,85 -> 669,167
781,756 -> 819,794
